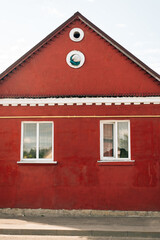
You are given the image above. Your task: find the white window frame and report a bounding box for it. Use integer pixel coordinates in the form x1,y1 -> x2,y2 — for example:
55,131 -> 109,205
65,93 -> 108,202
18,121 -> 57,164
100,120 -> 132,162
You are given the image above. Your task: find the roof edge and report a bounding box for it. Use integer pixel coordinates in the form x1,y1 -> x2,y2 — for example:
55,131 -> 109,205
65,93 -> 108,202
0,12 -> 160,82
77,13 -> 160,81
0,12 -> 80,80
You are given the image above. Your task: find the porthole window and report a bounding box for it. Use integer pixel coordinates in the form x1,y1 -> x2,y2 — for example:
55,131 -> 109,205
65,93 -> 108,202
66,50 -> 85,68
69,28 -> 84,42
74,31 -> 80,39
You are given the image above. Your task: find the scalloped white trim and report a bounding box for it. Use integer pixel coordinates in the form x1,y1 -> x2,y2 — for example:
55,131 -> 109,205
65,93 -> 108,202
0,96 -> 159,106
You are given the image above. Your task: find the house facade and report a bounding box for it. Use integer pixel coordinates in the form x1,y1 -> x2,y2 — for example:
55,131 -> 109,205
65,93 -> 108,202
0,12 -> 160,211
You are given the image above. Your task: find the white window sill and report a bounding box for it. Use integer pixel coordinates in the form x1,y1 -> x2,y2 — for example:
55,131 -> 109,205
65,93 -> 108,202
17,160 -> 57,164
98,159 -> 135,162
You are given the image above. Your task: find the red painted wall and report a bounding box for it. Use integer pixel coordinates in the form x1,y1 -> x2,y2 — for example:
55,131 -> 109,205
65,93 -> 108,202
0,104 -> 160,210
0,20 -> 160,97
0,18 -> 160,210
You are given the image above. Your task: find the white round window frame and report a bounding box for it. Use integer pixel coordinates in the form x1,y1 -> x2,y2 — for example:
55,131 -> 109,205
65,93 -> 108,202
66,50 -> 85,69
69,28 -> 84,42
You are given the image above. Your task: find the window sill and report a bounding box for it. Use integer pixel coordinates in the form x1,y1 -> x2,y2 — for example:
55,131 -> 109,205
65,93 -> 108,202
17,160 -> 57,164
97,160 -> 135,166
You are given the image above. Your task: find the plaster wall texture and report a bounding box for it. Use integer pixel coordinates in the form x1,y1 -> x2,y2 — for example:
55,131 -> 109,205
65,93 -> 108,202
0,18 -> 160,211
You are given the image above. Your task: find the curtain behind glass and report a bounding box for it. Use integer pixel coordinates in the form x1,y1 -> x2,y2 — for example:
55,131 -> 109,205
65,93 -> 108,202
103,124 -> 114,157
117,122 -> 128,158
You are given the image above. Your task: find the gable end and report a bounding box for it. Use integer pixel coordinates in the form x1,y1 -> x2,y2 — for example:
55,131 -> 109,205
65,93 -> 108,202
0,11 -> 159,85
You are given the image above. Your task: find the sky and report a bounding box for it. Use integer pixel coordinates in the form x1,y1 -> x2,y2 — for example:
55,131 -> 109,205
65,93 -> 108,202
0,0 -> 160,74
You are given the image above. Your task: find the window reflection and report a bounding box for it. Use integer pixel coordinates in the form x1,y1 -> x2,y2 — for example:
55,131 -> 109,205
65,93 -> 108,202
22,122 -> 53,160
39,123 -> 52,159
23,123 -> 37,158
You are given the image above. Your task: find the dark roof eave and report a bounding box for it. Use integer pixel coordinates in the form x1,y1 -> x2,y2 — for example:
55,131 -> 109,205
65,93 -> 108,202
0,94 -> 160,99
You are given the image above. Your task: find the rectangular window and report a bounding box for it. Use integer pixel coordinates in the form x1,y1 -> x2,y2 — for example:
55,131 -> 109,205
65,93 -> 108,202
100,120 -> 130,161
21,122 -> 54,163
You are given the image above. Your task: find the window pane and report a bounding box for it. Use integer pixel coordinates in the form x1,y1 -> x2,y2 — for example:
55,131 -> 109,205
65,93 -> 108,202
39,123 -> 52,159
117,122 -> 128,158
23,123 -> 37,158
103,124 -> 114,157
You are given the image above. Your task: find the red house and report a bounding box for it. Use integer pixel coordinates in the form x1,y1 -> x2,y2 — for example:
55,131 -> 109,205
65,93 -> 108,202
0,12 -> 160,211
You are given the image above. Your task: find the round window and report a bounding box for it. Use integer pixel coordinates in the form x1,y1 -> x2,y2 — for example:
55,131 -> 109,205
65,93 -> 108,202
66,50 -> 85,68
69,28 -> 84,42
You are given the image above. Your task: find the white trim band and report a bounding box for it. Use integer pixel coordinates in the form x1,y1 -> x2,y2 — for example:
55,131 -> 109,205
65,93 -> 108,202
0,97 -> 159,106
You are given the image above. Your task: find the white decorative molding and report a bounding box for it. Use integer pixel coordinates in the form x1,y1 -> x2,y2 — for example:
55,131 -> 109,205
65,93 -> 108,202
69,28 -> 84,42
0,96 -> 159,107
58,103 -> 64,106
30,103 -> 36,106
76,103 -> 83,105
38,103 -> 45,106
134,102 -> 141,105
86,103 -> 92,105
67,103 -> 74,105
66,50 -> 85,68
124,103 -> 131,105
95,103 -> 102,105
48,103 -> 55,106
105,103 -> 112,105
143,102 -> 150,105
